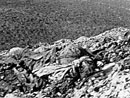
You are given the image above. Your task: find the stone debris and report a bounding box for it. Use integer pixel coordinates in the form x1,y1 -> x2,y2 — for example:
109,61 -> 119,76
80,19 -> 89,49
4,94 -> 20,98
0,27 -> 130,98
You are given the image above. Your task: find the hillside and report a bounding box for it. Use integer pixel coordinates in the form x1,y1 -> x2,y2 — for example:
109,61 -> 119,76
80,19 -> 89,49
1,27 -> 130,98
1,0 -> 130,50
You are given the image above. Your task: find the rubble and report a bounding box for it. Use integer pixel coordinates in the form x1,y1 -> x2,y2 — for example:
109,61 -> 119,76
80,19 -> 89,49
1,27 -> 130,98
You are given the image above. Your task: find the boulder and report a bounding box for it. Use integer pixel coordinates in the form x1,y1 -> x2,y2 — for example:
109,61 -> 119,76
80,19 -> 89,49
4,94 -> 20,98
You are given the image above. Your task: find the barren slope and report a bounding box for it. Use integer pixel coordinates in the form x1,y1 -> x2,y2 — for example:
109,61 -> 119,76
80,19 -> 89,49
0,0 -> 130,50
1,27 -> 130,98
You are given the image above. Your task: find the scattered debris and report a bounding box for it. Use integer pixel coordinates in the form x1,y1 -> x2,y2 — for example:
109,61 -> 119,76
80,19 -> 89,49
1,27 -> 130,98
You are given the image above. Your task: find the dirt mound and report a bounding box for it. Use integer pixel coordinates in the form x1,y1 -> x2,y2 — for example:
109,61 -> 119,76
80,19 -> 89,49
0,27 -> 130,98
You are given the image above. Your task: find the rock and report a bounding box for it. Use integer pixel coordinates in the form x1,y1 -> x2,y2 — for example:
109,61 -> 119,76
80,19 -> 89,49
97,61 -> 103,67
59,57 -> 76,65
58,43 -> 81,64
33,45 -> 46,53
102,62 -> 115,71
8,47 -> 23,56
29,53 -> 44,60
74,36 -> 88,47
4,94 -> 20,98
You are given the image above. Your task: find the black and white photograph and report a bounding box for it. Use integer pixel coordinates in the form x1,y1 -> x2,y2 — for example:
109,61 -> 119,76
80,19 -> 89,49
0,0 -> 130,98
